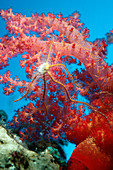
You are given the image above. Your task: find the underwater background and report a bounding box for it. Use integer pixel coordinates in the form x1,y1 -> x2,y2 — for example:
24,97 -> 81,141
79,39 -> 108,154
0,0 -> 113,162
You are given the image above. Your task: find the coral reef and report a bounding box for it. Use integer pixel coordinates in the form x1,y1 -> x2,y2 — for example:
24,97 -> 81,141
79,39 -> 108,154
0,126 -> 60,169
0,9 -> 113,169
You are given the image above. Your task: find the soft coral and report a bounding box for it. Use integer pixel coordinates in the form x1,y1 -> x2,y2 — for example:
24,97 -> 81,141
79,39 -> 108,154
0,9 -> 113,169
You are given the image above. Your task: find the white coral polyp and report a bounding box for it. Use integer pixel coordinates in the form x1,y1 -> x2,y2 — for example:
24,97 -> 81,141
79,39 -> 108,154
38,62 -> 49,74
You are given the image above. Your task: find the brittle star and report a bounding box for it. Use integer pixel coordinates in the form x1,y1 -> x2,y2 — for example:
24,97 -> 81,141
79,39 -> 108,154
14,37 -> 113,133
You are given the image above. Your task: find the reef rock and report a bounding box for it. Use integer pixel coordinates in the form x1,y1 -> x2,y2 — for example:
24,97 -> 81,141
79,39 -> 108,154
0,126 -> 59,170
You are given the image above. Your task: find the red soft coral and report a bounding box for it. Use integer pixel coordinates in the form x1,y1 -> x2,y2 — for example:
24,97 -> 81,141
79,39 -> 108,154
0,9 -> 113,169
67,137 -> 113,170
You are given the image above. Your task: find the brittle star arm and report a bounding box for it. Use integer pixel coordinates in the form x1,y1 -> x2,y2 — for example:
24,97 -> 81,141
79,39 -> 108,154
47,71 -> 113,133
46,37 -> 54,63
49,63 -> 81,88
43,72 -> 48,116
14,73 -> 39,102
